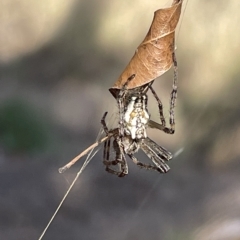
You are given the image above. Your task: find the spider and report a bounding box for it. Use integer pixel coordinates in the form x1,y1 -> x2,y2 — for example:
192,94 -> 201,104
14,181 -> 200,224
101,52 -> 178,177
101,114 -> 172,177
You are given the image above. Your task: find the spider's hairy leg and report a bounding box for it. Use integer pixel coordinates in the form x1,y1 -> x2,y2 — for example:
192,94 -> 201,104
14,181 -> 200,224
169,51 -> 178,134
128,154 -> 163,172
122,74 -> 136,91
140,142 -> 170,173
103,137 -> 111,163
101,111 -> 112,168
114,137 -> 128,177
102,134 -> 128,177
149,84 -> 166,127
101,112 -> 128,177
101,111 -> 109,134
143,137 -> 172,161
149,51 -> 178,135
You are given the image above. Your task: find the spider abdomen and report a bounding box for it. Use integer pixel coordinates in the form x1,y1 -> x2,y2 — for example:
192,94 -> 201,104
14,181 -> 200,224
124,95 -> 150,139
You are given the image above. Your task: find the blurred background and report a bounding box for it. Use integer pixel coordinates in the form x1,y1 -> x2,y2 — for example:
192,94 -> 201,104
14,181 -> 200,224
1,0 -> 240,239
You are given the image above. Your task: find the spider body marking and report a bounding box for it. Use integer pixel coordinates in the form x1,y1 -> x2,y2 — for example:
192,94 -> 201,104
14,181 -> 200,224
123,94 -> 149,140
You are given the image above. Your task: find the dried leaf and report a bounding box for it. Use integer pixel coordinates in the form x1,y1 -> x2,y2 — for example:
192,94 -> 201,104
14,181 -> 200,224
110,0 -> 183,97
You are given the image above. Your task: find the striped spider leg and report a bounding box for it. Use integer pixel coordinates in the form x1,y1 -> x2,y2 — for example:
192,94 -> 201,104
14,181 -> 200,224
148,51 -> 178,134
101,112 -> 172,177
101,113 -> 128,177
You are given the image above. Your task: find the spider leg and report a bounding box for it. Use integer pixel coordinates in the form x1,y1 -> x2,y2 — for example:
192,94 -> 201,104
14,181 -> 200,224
103,137 -> 111,163
102,131 -> 114,172
101,111 -> 114,170
114,137 -> 128,177
101,133 -> 128,177
101,112 -> 127,177
103,138 -> 128,177
143,137 -> 172,161
169,51 -> 178,133
101,111 -> 110,134
140,141 -> 170,173
128,153 -> 163,172
149,51 -> 178,134
149,85 -> 166,127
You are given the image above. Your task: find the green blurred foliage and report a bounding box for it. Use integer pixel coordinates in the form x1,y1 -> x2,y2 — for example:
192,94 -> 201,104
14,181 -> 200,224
0,99 -> 50,154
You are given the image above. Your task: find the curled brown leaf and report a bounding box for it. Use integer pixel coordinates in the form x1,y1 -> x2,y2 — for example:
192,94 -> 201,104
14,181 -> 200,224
110,0 -> 183,98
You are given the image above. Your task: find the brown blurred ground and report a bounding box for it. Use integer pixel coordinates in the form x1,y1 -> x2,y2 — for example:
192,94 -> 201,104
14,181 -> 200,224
1,0 -> 240,239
